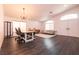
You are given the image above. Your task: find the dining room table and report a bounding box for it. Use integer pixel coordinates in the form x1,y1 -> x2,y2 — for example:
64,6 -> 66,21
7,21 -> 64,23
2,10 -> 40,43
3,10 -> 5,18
23,31 -> 35,43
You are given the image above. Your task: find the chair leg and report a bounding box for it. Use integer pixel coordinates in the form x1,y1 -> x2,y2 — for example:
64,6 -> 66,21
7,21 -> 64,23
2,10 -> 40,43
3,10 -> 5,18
21,39 -> 25,43
15,36 -> 21,41
15,37 -> 18,40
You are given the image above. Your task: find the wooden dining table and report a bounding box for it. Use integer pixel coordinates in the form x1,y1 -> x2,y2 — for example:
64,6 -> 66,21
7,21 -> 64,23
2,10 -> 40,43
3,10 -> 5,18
23,31 -> 35,43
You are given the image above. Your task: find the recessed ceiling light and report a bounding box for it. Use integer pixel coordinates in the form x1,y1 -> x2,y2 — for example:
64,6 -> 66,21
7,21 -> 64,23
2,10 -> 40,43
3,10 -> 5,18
49,11 -> 53,14
63,4 -> 69,7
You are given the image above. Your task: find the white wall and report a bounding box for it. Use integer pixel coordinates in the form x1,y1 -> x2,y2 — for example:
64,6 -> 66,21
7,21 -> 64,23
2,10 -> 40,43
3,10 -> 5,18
0,5 -> 4,48
26,20 -> 42,30
54,6 -> 79,37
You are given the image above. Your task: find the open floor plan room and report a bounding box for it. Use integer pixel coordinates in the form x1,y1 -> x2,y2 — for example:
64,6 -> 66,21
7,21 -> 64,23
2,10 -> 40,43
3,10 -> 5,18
0,4 -> 79,55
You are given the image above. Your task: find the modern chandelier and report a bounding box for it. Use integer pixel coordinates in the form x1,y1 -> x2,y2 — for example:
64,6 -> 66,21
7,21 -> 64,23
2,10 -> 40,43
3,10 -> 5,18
20,8 -> 27,19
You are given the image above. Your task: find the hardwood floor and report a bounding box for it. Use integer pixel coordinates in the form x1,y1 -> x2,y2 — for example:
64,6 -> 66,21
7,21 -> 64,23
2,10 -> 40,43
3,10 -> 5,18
0,35 -> 79,55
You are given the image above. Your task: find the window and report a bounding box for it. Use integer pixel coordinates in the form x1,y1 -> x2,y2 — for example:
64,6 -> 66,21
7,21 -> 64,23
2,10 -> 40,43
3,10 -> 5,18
61,14 -> 78,20
45,20 -> 54,30
13,21 -> 26,33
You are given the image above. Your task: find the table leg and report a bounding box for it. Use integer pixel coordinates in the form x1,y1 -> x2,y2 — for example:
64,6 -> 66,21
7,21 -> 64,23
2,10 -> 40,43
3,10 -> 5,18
32,32 -> 34,39
25,33 -> 27,42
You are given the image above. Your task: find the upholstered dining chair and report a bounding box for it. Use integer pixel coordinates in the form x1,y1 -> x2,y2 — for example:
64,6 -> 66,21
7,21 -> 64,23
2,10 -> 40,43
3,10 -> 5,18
15,28 -> 25,43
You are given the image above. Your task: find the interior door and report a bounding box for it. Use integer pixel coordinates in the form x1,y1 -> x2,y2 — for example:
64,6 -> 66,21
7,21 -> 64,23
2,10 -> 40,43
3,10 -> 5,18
4,22 -> 7,37
4,21 -> 12,38
7,22 -> 11,37
68,19 -> 79,37
58,20 -> 68,36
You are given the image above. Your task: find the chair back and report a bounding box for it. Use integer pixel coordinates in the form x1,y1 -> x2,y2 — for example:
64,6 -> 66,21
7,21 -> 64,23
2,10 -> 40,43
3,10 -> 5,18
15,28 -> 21,35
15,28 -> 25,37
18,28 -> 22,34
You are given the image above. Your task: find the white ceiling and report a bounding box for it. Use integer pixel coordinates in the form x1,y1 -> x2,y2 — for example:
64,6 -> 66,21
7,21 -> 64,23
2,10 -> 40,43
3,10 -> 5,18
3,4 -> 78,21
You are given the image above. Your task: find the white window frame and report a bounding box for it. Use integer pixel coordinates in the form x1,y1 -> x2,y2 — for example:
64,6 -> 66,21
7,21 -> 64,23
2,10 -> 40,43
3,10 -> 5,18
60,14 -> 78,20
45,20 -> 54,30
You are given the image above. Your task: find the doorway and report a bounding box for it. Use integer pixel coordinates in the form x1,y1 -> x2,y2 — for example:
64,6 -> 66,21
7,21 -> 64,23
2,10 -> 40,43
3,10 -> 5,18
4,21 -> 13,38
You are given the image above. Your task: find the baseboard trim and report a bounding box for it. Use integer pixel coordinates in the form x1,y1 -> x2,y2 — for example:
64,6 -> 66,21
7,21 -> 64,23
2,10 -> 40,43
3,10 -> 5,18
57,34 -> 79,38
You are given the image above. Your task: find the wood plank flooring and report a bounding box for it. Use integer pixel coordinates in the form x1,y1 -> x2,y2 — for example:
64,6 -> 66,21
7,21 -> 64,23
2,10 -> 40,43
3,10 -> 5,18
0,35 -> 79,55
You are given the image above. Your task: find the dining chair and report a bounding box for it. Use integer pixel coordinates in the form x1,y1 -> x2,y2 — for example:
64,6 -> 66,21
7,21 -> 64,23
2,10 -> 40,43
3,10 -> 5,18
15,28 -> 25,43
